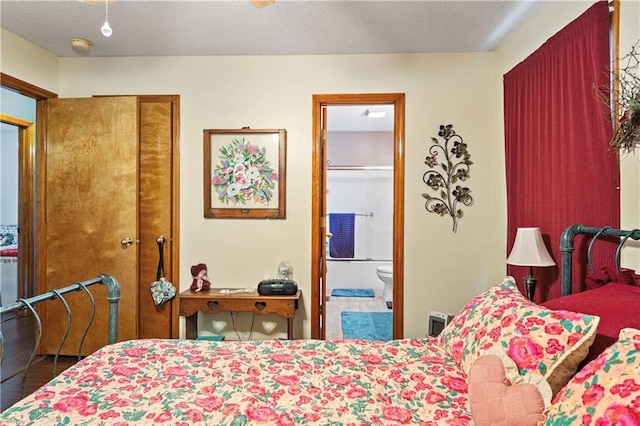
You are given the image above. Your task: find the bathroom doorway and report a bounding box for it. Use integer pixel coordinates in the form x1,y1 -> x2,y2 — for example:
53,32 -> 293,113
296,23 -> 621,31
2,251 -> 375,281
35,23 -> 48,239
310,93 -> 405,340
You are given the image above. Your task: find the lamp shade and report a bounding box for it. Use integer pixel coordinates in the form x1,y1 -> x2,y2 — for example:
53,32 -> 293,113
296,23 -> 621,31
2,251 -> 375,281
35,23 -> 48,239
506,227 -> 555,267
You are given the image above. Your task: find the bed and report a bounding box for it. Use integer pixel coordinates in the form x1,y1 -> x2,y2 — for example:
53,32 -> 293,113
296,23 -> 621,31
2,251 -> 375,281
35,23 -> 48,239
0,225 -> 19,310
1,225 -> 639,425
543,224 -> 640,365
0,225 -> 18,258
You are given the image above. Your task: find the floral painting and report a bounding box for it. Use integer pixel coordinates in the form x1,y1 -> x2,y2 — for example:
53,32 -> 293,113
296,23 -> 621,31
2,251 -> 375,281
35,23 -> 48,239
211,137 -> 278,206
204,129 -> 286,219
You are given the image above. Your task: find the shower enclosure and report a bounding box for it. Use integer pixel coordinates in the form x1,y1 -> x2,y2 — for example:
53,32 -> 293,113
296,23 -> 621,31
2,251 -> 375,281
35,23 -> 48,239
325,167 -> 393,295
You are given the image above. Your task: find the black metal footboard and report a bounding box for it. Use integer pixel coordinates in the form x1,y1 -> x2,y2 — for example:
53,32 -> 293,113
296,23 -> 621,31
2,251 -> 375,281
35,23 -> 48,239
560,225 -> 640,296
0,274 -> 120,396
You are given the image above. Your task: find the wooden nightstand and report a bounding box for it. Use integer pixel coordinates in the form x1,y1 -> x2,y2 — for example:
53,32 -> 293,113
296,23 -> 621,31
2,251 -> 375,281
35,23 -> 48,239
177,288 -> 301,340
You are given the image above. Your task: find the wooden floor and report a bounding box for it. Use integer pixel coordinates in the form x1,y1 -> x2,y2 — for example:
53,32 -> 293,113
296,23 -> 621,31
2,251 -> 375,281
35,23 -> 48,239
1,315 -> 77,412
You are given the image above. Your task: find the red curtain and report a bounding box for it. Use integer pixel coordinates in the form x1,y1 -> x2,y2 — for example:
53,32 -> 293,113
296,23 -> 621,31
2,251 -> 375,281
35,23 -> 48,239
504,1 -> 619,301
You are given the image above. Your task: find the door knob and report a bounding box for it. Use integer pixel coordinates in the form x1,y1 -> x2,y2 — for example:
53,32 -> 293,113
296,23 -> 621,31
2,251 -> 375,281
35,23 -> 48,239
120,238 -> 133,248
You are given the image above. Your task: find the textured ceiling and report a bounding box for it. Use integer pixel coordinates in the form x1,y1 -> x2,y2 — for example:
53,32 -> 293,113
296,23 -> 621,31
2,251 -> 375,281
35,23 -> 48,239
0,0 -> 541,58
1,0 -> 541,132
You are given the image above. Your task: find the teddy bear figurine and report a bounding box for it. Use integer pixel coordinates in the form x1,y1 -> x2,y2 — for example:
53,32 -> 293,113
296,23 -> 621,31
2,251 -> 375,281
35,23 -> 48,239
190,263 -> 211,292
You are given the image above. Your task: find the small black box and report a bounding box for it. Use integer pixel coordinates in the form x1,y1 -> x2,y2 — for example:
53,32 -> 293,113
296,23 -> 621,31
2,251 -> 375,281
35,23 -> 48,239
257,279 -> 298,295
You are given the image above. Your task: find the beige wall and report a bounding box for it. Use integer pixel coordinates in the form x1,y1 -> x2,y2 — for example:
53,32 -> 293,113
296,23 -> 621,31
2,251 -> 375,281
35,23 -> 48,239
0,28 -> 58,92
1,0 -> 638,339
56,53 -> 495,339
1,40 -> 496,338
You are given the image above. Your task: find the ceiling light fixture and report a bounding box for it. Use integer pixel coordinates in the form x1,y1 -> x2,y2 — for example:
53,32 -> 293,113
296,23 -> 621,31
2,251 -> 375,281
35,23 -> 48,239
364,109 -> 387,118
71,37 -> 92,53
101,0 -> 112,37
248,0 -> 276,8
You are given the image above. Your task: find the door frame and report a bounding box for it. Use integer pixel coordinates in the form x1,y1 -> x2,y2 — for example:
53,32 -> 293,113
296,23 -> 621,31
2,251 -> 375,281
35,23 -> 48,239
311,93 -> 405,339
0,114 -> 35,303
1,73 -> 56,303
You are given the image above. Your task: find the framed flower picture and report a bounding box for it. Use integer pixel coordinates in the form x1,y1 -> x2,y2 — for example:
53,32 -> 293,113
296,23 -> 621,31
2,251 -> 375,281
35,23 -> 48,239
204,128 -> 286,219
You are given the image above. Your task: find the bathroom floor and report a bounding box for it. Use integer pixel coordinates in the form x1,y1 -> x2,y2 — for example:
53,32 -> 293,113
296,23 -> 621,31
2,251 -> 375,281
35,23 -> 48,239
325,289 -> 390,340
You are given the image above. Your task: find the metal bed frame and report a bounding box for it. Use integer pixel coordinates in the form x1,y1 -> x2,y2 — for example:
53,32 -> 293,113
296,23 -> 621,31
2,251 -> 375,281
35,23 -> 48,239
0,274 -> 120,397
560,224 -> 640,296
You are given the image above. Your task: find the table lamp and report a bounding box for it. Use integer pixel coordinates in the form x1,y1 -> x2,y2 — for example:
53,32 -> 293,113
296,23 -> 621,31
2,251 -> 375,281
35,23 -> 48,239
506,227 -> 556,300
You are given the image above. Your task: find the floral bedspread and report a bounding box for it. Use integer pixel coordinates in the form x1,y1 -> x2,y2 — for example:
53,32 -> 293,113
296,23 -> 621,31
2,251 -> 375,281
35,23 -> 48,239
0,338 -> 472,425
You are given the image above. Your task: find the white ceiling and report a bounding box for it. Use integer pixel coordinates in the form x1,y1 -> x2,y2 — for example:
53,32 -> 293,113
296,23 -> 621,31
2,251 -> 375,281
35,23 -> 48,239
0,0 -> 541,132
0,0 -> 541,58
328,105 -> 395,132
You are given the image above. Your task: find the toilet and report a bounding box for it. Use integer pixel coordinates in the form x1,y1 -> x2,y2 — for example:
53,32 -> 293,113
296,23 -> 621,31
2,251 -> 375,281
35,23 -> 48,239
376,265 -> 393,309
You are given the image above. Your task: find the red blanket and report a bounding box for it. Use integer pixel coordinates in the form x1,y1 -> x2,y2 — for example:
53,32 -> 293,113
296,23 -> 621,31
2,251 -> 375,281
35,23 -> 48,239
0,248 -> 18,257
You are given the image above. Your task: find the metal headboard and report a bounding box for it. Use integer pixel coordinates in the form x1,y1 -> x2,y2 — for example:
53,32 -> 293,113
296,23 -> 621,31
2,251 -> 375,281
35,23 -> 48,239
560,224 -> 640,296
0,274 -> 120,397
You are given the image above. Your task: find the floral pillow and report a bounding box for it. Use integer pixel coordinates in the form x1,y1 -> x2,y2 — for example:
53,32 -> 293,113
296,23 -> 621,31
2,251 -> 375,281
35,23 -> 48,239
545,327 -> 640,425
437,276 -> 600,396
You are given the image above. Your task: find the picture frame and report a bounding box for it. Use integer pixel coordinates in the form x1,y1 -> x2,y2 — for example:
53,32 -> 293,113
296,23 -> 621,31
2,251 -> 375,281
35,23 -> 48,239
204,128 -> 286,219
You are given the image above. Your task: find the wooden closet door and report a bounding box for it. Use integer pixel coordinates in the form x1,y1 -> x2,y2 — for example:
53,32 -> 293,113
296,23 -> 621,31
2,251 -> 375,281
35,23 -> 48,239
138,95 -> 179,338
37,96 -> 139,355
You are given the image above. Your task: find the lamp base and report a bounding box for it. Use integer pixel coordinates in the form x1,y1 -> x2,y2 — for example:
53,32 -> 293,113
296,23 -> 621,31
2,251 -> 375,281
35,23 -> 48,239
523,267 -> 537,301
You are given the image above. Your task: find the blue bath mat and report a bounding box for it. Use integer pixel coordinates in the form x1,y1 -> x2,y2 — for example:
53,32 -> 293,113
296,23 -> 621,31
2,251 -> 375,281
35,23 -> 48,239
331,288 -> 375,298
341,311 -> 392,341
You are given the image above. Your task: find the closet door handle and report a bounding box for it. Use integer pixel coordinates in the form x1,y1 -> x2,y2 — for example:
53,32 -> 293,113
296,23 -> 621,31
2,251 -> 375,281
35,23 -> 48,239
120,238 -> 133,248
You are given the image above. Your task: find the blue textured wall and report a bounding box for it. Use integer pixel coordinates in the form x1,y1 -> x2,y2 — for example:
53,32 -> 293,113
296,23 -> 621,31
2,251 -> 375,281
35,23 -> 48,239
1,88 -> 35,121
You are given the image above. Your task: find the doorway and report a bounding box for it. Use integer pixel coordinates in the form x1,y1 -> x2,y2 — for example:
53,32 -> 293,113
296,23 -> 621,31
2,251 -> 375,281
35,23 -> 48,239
311,93 -> 405,340
0,114 -> 35,318
1,74 -> 56,320
0,122 -> 19,314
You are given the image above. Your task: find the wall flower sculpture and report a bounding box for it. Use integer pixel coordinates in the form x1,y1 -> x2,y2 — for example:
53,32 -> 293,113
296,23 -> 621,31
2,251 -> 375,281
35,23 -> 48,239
596,39 -> 640,152
421,124 -> 473,233
211,137 -> 278,206
611,41 -> 640,152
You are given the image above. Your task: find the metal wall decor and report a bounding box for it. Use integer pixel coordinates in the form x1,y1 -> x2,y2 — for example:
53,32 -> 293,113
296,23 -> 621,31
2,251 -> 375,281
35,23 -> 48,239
421,124 -> 473,233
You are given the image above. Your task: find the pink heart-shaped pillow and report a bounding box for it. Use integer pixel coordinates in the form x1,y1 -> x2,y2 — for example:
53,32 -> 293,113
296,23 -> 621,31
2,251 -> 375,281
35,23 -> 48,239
468,354 -> 549,426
